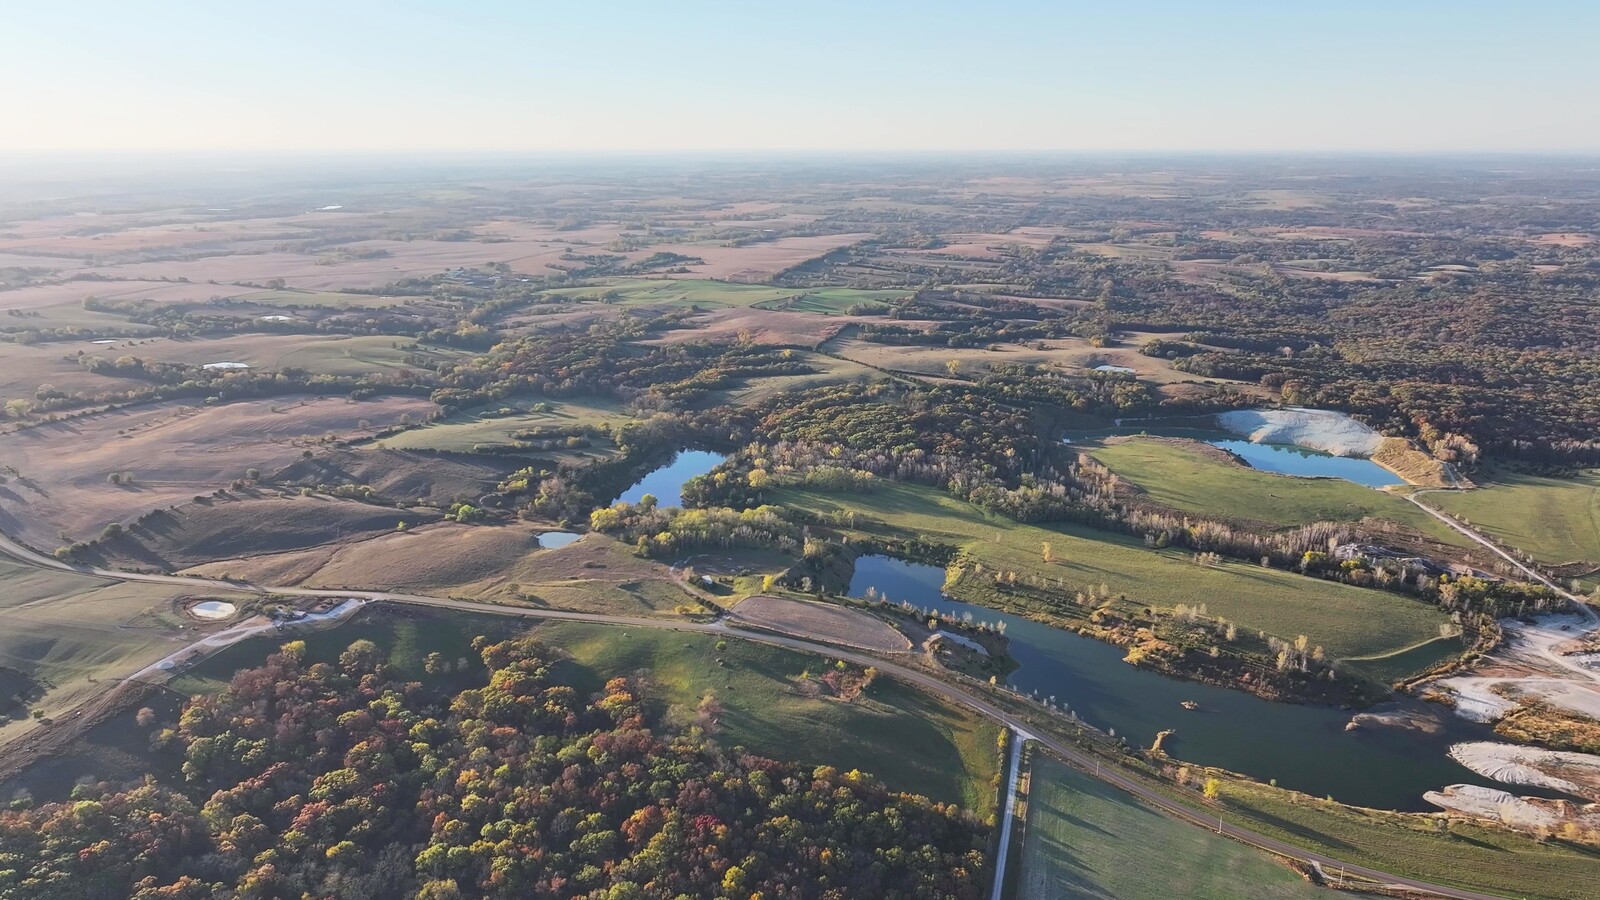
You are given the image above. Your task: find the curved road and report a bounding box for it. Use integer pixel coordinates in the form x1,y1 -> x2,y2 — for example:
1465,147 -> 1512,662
0,528 -> 1511,899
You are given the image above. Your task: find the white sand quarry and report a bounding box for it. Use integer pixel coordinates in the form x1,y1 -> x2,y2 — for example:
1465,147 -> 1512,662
1217,408 -> 1384,457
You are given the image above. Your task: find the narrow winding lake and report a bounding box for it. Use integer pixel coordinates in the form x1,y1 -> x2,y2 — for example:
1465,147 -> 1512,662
849,554 -> 1507,810
615,450 -> 725,508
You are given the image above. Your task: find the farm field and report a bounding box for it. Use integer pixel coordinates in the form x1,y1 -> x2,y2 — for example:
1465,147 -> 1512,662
1086,437 -> 1470,545
698,351 -> 887,405
0,394 -> 435,550
25,333 -> 470,379
1013,752 -> 1324,899
773,481 -> 1451,661
228,288 -> 414,309
550,278 -> 901,311
373,396 -> 631,452
1427,468 -> 1600,577
828,334 -> 1262,388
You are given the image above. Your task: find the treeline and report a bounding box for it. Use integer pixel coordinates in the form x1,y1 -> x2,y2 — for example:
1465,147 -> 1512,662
430,315 -> 814,411
0,637 -> 988,899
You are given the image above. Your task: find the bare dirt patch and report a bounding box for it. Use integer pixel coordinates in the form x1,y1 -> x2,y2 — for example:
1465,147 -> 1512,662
729,595 -> 910,652
1532,233 -> 1597,247
97,495 -> 439,571
271,448 -> 519,505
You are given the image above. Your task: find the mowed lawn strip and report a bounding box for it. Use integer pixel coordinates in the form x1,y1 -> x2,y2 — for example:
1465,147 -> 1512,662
1087,437 -> 1470,546
1016,753 -> 1324,900
1429,467 -> 1600,571
535,620 -> 1002,818
772,481 -> 1449,661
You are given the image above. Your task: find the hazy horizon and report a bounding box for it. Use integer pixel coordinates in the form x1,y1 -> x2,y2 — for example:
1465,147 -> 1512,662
7,1 -> 1599,155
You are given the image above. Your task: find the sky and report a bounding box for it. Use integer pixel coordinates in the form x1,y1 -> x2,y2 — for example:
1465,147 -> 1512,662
4,0 -> 1599,155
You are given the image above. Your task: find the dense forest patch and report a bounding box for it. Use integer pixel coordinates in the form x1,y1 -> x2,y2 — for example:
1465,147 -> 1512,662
0,636 -> 989,900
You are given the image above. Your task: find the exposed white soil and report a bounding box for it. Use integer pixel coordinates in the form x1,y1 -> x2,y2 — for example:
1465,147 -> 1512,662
1424,784 -> 1593,829
1216,407 -> 1383,457
1434,612 -> 1600,723
1346,706 -> 1445,734
189,599 -> 236,620
1449,740 -> 1600,801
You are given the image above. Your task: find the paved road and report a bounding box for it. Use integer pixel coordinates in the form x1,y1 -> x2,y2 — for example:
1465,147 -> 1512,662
0,528 -> 1511,899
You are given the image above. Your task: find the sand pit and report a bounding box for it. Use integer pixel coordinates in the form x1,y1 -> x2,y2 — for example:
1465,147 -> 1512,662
1433,613 -> 1600,724
1217,408 -> 1384,457
1424,784 -> 1577,829
1449,740 -> 1600,800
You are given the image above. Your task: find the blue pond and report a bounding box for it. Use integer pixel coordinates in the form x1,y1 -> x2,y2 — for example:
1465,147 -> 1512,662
535,532 -> 583,549
1211,439 -> 1402,488
615,450 -> 725,508
848,554 -> 1505,811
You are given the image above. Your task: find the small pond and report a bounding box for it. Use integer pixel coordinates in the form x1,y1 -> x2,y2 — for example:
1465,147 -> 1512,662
535,531 -> 582,549
1210,438 -> 1402,488
190,600 -> 237,620
615,450 -> 725,508
849,554 -> 1514,811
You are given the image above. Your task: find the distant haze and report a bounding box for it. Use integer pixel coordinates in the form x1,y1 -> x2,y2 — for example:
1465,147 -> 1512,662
5,0 -> 1599,154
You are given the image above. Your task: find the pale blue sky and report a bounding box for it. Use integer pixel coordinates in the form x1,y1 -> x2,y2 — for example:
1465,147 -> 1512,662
5,1 -> 1598,153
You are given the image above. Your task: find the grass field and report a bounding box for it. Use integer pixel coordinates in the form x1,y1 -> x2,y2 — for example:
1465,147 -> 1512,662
774,481 -> 1450,661
267,335 -> 471,376
1208,775 -> 1600,900
0,558 -> 195,742
1341,636 -> 1464,685
701,351 -> 885,406
1014,752 -> 1324,899
535,620 -> 1002,817
374,396 -> 630,453
166,609 -> 1001,817
1087,437 -> 1469,545
1428,468 -> 1600,574
752,287 -> 910,314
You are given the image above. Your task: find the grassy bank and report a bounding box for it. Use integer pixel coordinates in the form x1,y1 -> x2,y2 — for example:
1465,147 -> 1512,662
1087,437 -> 1468,546
773,481 -> 1450,662
1209,776 -> 1600,900
1014,752 -> 1324,899
983,681 -> 1600,900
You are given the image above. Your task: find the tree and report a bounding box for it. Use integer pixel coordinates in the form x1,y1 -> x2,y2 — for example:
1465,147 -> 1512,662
1203,777 -> 1222,801
1040,541 -> 1053,563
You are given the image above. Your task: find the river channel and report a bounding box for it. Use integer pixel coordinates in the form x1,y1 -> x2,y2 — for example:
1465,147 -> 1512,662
850,554 -> 1515,810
